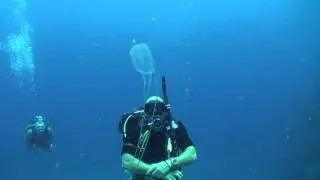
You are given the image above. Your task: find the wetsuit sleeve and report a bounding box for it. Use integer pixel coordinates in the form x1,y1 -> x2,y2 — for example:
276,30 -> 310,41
43,127 -> 54,151
25,128 -> 33,149
47,127 -> 54,143
121,117 -> 140,155
176,121 -> 194,151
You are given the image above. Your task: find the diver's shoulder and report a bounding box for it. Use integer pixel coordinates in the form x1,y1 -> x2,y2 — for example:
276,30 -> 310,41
119,108 -> 144,133
174,120 -> 187,129
121,108 -> 144,119
25,124 -> 35,130
47,126 -> 53,133
26,128 -> 33,134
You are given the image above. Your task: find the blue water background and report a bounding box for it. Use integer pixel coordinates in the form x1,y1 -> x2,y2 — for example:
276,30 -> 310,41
0,0 -> 319,180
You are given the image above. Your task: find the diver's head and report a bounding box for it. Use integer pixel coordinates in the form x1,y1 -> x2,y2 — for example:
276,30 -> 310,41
144,96 -> 168,131
33,115 -> 46,132
144,96 -> 166,116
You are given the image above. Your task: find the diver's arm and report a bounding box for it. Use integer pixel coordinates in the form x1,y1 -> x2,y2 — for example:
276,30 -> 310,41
47,127 -> 53,132
47,127 -> 53,140
25,129 -> 33,138
144,147 -> 197,179
122,153 -> 151,175
25,129 -> 33,149
47,127 -> 55,150
169,146 -> 197,168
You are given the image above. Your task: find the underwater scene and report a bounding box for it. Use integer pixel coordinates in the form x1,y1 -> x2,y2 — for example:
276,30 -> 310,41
0,0 -> 319,180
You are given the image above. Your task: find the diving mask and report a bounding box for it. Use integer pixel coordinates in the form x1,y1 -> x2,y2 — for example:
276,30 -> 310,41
144,104 -> 169,132
144,101 -> 166,116
34,115 -> 46,132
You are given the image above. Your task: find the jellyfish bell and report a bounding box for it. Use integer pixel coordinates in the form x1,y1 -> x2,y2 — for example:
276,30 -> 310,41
129,43 -> 155,99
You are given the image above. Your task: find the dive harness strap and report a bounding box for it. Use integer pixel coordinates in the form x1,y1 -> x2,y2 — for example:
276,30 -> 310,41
122,110 -> 151,160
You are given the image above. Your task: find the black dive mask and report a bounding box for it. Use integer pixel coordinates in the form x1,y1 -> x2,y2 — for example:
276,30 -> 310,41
142,101 -> 170,132
144,102 -> 166,116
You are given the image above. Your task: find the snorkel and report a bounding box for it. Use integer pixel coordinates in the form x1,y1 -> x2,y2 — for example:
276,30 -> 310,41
161,76 -> 173,126
162,76 -> 181,163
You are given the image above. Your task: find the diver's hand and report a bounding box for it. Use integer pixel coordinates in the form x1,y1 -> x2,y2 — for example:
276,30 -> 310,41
163,171 -> 183,180
163,173 -> 176,180
170,170 -> 183,180
146,160 -> 172,179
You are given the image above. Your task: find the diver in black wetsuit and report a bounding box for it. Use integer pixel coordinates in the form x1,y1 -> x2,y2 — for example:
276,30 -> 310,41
118,77 -> 197,180
25,115 -> 54,152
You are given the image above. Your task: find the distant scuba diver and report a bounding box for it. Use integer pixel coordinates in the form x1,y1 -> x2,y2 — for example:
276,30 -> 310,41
118,76 -> 197,180
25,115 -> 54,152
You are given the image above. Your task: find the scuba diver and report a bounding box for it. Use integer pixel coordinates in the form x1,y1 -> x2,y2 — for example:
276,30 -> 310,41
118,76 -> 197,180
25,115 -> 54,152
